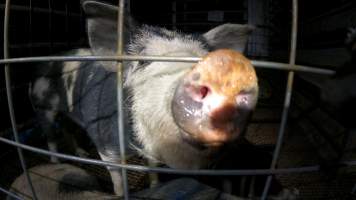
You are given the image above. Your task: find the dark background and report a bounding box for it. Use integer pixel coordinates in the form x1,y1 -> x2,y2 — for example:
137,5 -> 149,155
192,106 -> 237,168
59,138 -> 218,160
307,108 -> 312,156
0,0 -> 355,199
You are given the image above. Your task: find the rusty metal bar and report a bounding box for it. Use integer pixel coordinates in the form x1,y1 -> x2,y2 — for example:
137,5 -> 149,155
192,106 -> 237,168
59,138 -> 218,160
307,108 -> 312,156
3,0 -> 38,199
0,136 -> 330,175
261,0 -> 298,199
116,0 -> 129,199
0,56 -> 335,75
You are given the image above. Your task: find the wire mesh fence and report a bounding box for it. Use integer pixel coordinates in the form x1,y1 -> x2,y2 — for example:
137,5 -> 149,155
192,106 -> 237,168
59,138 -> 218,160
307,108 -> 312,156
2,0 -> 355,200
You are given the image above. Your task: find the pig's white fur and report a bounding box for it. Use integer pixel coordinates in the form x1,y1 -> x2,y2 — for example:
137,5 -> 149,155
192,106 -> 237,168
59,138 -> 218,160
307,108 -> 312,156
125,35 -> 215,169
128,30 -> 207,58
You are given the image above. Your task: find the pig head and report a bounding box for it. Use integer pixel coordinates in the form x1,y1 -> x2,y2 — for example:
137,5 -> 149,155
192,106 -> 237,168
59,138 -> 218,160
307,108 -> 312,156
83,0 -> 257,169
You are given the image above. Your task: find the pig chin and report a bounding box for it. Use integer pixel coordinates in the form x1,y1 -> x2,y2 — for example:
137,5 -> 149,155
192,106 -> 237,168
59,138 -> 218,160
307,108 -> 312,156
179,127 -> 242,149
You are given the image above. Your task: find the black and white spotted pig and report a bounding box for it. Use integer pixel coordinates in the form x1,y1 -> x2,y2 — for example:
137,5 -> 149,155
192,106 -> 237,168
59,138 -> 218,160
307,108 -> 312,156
29,0 -> 257,195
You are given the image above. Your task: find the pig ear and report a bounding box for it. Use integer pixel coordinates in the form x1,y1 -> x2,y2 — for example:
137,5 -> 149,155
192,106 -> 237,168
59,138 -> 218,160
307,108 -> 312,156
83,1 -> 134,71
203,24 -> 254,53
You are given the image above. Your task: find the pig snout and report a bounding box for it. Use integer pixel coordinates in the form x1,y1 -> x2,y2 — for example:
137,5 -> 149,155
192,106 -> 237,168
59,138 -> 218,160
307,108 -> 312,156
172,49 -> 258,147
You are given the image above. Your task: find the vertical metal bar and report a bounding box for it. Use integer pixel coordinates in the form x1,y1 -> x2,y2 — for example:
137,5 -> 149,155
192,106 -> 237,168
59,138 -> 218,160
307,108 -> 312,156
117,0 -> 129,199
79,0 -> 84,45
172,1 -> 177,30
28,0 -> 33,55
48,0 -> 53,53
65,0 -> 70,48
183,3 -> 187,31
3,0 -> 38,200
260,0 -> 298,199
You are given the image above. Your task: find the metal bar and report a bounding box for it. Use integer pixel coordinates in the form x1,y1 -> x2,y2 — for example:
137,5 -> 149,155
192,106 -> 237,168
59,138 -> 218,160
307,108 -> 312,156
342,160 -> 356,166
0,4 -> 81,17
28,0 -> 33,56
261,0 -> 298,199
65,0 -> 70,48
48,0 -> 53,54
79,0 -> 84,42
0,186 -> 24,200
306,2 -> 354,23
3,0 -> 38,200
172,1 -> 177,29
173,10 -> 245,15
0,136 -> 334,175
9,42 -> 86,49
116,0 -> 129,198
0,56 -> 335,75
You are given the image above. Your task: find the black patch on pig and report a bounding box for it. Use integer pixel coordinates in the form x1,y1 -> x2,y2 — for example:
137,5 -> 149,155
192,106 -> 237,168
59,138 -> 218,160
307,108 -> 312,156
58,172 -> 101,193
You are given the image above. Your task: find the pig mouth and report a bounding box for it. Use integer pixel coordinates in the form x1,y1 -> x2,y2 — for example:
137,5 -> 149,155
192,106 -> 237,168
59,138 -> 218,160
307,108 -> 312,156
177,122 -> 242,149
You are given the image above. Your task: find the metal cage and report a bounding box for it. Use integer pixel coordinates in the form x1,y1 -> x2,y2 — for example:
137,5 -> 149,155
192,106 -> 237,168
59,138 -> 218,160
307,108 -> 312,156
1,0 -> 354,200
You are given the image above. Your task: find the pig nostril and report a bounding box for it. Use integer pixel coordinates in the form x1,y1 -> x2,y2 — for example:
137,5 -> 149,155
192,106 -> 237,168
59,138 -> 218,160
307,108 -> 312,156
200,86 -> 209,99
184,84 -> 210,102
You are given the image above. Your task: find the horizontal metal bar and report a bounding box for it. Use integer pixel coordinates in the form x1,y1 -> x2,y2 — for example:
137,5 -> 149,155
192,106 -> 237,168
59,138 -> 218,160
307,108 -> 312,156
2,136 -> 353,176
170,10 -> 245,15
251,60 -> 334,75
0,55 -> 335,75
0,186 -> 23,200
9,42 -> 85,49
0,55 -> 201,63
0,4 -> 81,17
342,160 -> 356,166
158,22 -> 243,26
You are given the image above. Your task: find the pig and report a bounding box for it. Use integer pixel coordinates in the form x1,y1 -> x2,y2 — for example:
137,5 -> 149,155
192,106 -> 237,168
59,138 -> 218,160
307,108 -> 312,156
7,164 -> 114,200
29,0 -> 257,195
319,27 -> 356,165
321,27 -> 356,127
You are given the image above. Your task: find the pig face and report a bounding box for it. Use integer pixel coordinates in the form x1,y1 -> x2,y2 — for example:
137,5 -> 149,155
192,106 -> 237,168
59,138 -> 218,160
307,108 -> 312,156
83,1 -> 257,165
